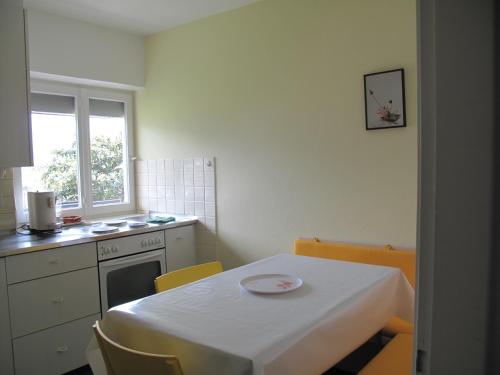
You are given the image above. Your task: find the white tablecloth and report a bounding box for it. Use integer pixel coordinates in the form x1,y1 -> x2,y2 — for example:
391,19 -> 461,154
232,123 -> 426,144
96,254 -> 414,375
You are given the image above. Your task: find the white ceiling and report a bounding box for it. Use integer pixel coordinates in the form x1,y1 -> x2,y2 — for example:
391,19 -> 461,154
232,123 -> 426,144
23,0 -> 260,35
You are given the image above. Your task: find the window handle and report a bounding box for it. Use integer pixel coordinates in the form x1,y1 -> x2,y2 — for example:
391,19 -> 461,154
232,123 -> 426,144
52,296 -> 65,303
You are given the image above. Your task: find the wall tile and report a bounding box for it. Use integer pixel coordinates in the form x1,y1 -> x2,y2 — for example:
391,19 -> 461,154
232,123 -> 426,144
156,173 -> 166,186
165,159 -> 174,174
148,173 -> 157,186
194,187 -> 204,202
165,173 -> 175,186
205,187 -> 215,203
185,201 -> 195,215
167,200 -> 176,213
135,158 -> 217,262
184,187 -> 194,201
174,159 -> 183,170
194,158 -> 203,172
194,171 -> 204,187
148,186 -> 157,199
195,201 -> 205,216
205,203 -> 216,217
148,198 -> 158,212
184,167 -> 194,186
174,169 -> 184,186
156,186 -> 166,200
147,160 -> 157,173
158,199 -> 167,213
175,200 -> 185,214
174,185 -> 184,201
156,159 -> 165,172
165,186 -> 175,200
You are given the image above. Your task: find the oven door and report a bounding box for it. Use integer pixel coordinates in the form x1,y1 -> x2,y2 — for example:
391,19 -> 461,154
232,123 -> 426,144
99,248 -> 166,313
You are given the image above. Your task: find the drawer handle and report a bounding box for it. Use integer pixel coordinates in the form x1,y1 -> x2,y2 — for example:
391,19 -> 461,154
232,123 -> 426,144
176,235 -> 183,240
49,258 -> 60,265
56,345 -> 68,353
52,296 -> 65,303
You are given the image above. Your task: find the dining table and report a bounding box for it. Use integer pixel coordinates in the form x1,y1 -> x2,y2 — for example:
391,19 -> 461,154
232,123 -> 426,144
91,253 -> 414,375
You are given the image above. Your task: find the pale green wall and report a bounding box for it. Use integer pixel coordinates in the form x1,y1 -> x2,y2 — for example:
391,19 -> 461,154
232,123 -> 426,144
136,0 -> 417,268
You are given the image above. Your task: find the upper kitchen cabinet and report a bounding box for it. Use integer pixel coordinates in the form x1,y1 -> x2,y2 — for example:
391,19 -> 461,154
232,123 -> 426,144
0,0 -> 32,167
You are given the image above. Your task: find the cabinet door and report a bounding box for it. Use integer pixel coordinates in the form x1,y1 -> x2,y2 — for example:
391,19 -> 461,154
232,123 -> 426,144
165,225 -> 196,272
13,313 -> 100,375
0,259 -> 14,375
0,0 -> 32,167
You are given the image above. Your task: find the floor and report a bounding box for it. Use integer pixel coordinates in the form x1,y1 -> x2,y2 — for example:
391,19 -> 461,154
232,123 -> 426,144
66,365 -> 93,375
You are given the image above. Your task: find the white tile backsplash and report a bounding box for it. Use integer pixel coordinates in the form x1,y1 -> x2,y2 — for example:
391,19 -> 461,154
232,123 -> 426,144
184,201 -> 195,215
205,187 -> 215,203
194,187 -> 204,202
205,203 -> 216,217
194,171 -> 204,187
135,157 -> 217,262
147,160 -> 157,173
165,186 -> 175,200
194,201 -> 205,216
184,187 -> 195,201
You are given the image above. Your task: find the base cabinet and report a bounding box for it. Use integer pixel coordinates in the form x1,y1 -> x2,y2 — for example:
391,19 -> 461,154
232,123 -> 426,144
0,258 -> 14,375
165,225 -> 196,272
6,243 -> 99,375
13,314 -> 100,375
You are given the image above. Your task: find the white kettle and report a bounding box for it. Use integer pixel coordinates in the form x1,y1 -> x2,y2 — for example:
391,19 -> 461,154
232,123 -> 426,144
27,191 -> 57,231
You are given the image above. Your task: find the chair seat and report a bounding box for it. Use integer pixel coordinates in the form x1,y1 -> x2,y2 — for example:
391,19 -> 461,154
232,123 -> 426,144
382,316 -> 414,336
358,333 -> 413,375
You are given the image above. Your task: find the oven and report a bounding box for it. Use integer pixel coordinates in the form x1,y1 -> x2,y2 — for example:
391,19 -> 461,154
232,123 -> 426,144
97,230 -> 166,312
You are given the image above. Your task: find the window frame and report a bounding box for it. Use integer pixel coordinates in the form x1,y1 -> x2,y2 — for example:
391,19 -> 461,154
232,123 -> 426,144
14,80 -> 135,221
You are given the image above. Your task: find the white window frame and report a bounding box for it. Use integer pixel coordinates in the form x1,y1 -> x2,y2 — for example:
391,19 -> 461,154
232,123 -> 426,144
14,80 -> 135,221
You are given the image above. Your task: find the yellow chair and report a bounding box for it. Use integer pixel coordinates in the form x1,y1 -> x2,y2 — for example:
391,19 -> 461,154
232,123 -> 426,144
93,320 -> 183,375
294,238 -> 415,336
358,333 -> 413,375
154,261 -> 223,293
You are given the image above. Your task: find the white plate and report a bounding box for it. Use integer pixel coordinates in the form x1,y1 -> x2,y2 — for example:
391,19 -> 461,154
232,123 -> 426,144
91,225 -> 119,233
240,274 -> 303,294
128,221 -> 148,228
103,220 -> 126,226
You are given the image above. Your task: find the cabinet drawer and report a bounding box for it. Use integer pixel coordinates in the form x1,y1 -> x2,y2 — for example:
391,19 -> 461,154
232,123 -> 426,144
9,267 -> 100,337
13,313 -> 100,375
6,242 -> 97,284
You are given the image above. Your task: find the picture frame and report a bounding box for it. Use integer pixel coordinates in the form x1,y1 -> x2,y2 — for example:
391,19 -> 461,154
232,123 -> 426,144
364,68 -> 406,130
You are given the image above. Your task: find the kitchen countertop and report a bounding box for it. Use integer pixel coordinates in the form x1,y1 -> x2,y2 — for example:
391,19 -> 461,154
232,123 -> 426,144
0,214 -> 198,258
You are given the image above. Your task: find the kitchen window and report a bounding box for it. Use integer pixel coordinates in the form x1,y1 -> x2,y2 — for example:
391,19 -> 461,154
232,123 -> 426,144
14,81 -> 135,220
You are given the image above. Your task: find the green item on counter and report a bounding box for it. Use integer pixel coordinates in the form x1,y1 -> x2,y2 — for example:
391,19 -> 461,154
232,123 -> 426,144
146,216 -> 176,224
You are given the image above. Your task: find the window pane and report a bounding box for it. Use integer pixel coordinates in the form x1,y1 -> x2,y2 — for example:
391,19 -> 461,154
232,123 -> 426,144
21,95 -> 79,210
89,99 -> 127,206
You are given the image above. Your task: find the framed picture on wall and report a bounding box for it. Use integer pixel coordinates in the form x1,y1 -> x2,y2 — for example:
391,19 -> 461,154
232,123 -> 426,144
364,68 -> 406,130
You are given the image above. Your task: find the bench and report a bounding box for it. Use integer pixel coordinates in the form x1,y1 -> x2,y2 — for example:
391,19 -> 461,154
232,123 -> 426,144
294,238 -> 415,336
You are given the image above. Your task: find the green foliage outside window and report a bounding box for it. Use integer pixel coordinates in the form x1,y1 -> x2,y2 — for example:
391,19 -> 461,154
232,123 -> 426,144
41,136 -> 124,205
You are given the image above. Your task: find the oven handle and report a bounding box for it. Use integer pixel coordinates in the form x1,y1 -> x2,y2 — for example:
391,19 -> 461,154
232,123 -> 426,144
99,248 -> 165,268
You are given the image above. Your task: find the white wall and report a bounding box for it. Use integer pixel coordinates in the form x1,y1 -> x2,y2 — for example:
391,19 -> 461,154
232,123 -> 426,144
136,0 -> 418,268
26,9 -> 144,89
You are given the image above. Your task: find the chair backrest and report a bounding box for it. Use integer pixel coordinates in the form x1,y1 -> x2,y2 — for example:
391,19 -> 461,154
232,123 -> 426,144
154,261 -> 223,293
93,321 -> 183,375
295,239 -> 416,288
